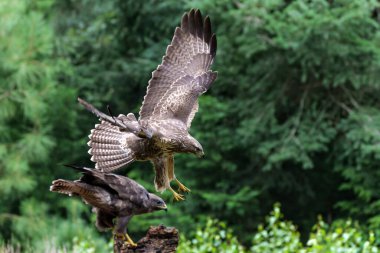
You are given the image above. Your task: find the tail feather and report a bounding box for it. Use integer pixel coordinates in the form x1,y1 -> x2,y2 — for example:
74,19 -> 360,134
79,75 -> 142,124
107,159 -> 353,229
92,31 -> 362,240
94,123 -> 121,133
50,179 -> 78,195
89,148 -> 125,156
51,179 -> 111,208
89,133 -> 121,145
88,120 -> 136,172
89,143 -> 120,151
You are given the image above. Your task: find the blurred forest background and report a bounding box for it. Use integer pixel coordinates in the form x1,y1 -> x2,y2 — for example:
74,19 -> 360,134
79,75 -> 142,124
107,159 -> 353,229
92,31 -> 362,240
1,0 -> 380,252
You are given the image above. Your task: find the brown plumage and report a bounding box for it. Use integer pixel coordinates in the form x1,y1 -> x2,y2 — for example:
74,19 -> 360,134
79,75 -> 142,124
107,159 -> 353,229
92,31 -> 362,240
81,9 -> 217,201
50,165 -> 167,245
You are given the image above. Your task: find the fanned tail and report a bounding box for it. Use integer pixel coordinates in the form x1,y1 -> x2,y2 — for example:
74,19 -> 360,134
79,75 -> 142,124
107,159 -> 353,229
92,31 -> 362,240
88,119 -> 136,172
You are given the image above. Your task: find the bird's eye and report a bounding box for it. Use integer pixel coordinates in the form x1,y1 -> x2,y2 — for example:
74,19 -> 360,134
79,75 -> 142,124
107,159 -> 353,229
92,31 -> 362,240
156,200 -> 162,205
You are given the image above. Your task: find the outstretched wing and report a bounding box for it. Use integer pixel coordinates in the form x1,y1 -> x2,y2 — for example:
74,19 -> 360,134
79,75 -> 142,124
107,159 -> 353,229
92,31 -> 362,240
139,9 -> 217,129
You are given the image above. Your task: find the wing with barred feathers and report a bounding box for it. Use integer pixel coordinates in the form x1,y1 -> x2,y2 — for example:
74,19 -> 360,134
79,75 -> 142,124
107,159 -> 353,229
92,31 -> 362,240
139,9 -> 217,129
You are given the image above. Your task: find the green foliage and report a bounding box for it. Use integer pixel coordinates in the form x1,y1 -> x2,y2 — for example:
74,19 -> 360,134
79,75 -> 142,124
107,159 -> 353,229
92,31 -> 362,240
178,205 -> 379,252
0,0 -> 88,250
0,0 -> 56,196
0,236 -> 112,253
9,198 -> 110,252
1,205 -> 379,252
251,204 -> 379,252
178,218 -> 245,253
251,204 -> 303,252
70,236 -> 112,253
188,0 -> 380,239
306,218 -> 378,253
2,0 -> 380,250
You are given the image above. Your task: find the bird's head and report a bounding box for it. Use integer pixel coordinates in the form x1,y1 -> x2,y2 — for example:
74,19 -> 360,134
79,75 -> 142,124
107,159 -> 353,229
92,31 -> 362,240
186,135 -> 204,158
147,193 -> 167,212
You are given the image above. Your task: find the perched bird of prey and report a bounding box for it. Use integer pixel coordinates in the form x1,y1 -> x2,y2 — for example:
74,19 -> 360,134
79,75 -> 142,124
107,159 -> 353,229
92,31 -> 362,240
79,9 -> 217,201
50,165 -> 167,246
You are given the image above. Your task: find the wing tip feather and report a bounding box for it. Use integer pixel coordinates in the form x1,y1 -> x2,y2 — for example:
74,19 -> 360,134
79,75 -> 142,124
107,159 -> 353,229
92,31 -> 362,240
188,9 -> 196,35
189,9 -> 216,57
181,12 -> 189,32
210,34 -> 217,58
195,9 -> 203,38
204,16 -> 212,43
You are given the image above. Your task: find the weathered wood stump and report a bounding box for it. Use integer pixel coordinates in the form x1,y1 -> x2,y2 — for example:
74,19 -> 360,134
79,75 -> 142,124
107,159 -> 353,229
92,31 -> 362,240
114,225 -> 179,253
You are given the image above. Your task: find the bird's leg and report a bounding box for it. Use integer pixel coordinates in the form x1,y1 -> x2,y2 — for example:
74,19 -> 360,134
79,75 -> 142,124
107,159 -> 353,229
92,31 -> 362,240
175,178 -> 191,193
113,216 -> 136,247
114,233 -> 126,242
169,186 -> 185,201
125,233 -> 137,247
166,155 -> 191,193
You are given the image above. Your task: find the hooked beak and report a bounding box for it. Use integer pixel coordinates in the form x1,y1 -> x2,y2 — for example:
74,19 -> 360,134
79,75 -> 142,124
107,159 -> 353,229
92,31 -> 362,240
138,127 -> 153,139
157,203 -> 168,212
197,151 -> 205,158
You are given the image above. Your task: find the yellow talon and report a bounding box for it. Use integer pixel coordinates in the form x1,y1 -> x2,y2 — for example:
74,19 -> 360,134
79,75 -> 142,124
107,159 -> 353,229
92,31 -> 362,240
125,233 -> 137,247
169,187 -> 185,201
114,233 -> 137,247
176,179 -> 191,193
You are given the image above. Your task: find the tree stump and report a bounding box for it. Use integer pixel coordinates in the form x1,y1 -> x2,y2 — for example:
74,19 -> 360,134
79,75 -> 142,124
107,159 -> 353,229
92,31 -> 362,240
114,225 -> 179,253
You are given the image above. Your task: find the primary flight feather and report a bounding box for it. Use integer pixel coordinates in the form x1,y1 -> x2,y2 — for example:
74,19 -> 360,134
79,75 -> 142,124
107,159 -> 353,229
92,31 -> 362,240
81,9 -> 217,201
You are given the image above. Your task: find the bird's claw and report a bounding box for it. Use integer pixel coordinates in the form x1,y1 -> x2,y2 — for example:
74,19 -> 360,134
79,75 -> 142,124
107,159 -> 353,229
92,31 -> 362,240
125,233 -> 138,247
114,233 -> 137,248
173,191 -> 185,201
176,179 -> 191,193
128,241 -> 138,248
169,187 -> 185,201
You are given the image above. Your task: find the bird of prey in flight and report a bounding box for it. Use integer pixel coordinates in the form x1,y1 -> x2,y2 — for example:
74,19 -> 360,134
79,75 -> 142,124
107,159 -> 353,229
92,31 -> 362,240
79,9 -> 217,201
50,165 -> 167,247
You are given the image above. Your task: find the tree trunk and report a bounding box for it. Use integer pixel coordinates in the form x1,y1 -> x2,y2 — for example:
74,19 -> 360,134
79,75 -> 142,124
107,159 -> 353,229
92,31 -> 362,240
114,225 -> 179,253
